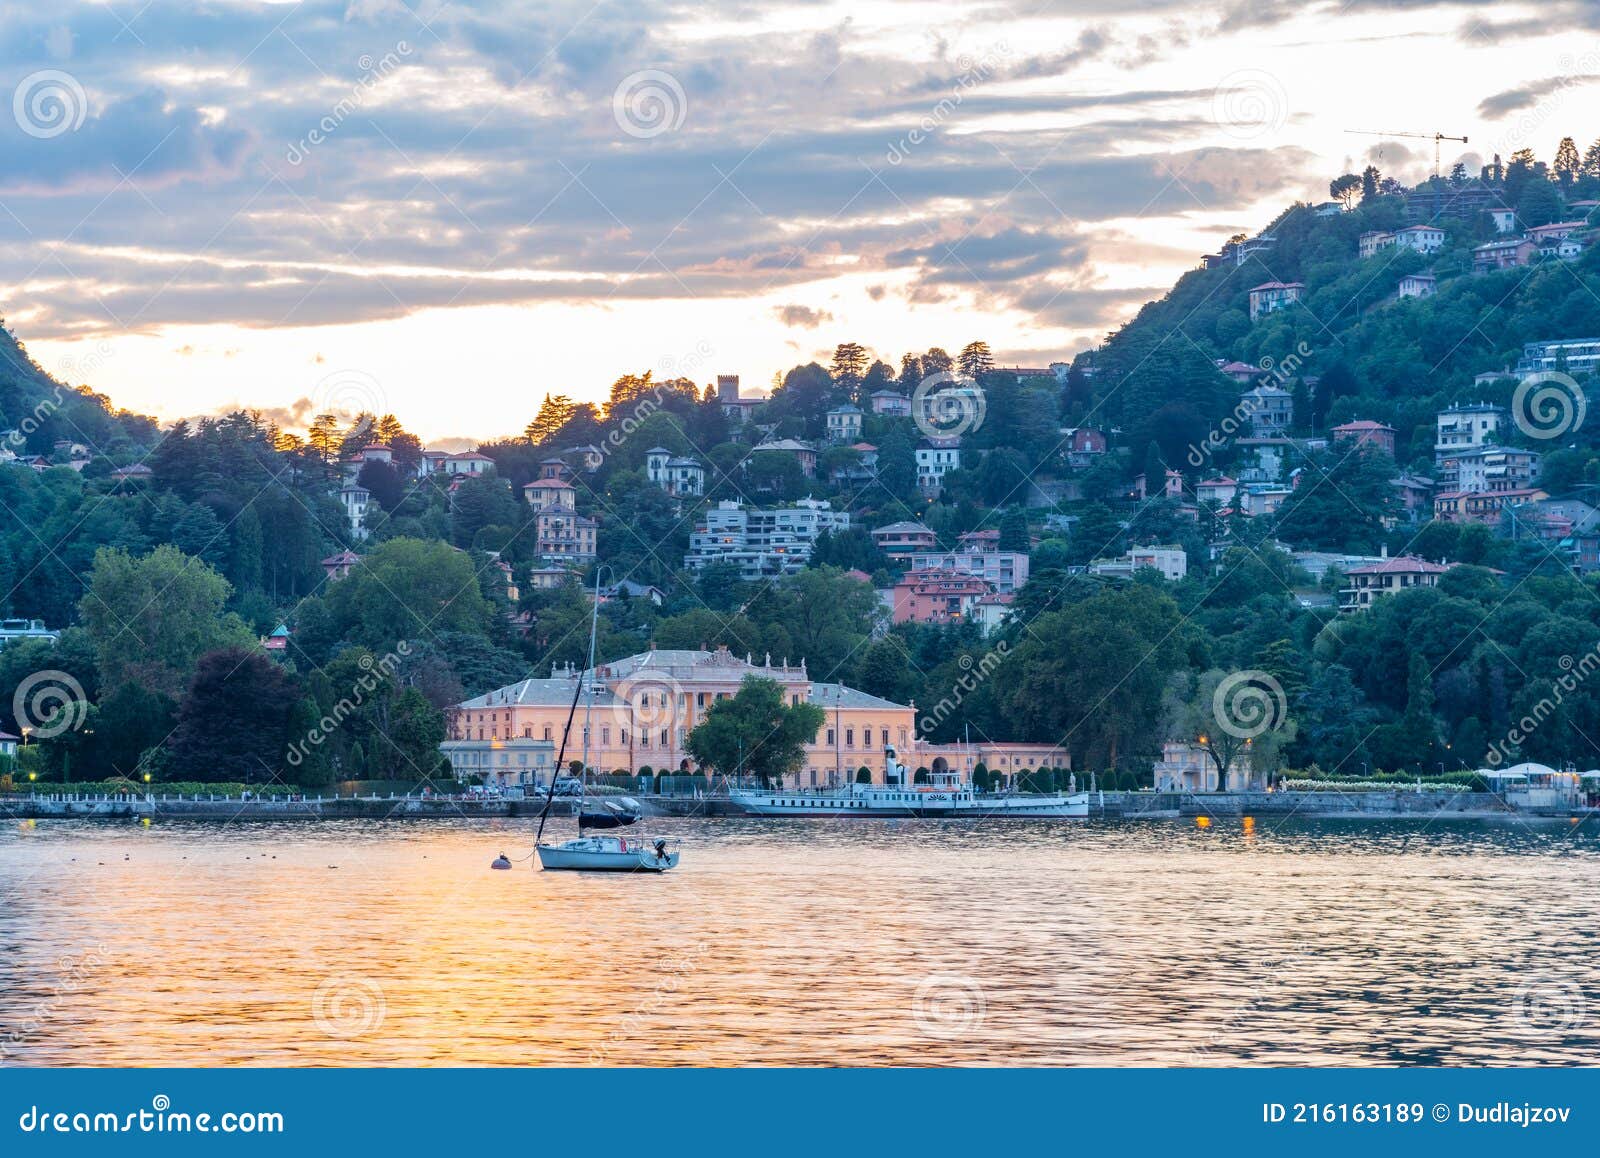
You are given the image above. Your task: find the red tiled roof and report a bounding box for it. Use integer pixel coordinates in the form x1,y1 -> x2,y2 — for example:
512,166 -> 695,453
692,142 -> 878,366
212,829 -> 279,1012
1345,555 -> 1450,576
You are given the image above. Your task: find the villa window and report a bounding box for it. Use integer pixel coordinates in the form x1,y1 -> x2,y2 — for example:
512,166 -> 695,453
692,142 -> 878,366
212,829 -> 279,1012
660,728 -> 669,747
602,727 -> 611,745
543,726 -> 552,741
826,729 -> 835,745
846,729 -> 854,748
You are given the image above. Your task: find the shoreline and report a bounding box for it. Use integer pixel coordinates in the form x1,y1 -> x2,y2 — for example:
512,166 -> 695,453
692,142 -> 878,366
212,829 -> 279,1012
2,789 -> 1586,823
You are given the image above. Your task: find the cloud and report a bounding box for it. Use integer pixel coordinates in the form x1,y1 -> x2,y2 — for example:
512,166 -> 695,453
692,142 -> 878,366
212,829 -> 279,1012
772,304 -> 833,328
1478,75 -> 1600,118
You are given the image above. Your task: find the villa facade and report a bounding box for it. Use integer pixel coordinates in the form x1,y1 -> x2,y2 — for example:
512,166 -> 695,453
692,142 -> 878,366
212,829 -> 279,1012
444,646 -> 1069,789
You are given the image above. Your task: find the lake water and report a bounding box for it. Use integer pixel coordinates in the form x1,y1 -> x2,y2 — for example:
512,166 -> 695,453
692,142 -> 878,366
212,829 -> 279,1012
3,815 -> 1598,1066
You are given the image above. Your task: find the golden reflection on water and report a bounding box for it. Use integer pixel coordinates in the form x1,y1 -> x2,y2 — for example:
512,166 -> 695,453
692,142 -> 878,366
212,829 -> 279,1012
2,816 -> 1598,1066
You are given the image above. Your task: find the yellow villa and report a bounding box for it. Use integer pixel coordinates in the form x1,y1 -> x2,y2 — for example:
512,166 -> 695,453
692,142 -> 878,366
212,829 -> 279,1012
443,645 -> 1071,789
446,646 -> 913,788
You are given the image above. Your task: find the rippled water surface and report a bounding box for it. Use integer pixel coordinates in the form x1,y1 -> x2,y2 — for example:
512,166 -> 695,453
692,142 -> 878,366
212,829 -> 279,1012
3,816 -> 1598,1066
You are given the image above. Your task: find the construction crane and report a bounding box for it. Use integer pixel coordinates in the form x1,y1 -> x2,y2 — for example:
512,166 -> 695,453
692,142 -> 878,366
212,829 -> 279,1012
1344,129 -> 1469,178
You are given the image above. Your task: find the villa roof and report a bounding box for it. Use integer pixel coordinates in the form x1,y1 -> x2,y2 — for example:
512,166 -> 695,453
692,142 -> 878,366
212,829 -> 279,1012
458,647 -> 856,710
321,550 -> 361,566
1345,555 -> 1450,576
448,451 -> 493,461
872,520 -> 935,536
1250,280 -> 1304,291
523,477 -> 572,488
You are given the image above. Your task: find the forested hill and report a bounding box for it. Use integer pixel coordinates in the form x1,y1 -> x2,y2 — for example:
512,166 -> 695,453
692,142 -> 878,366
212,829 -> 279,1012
0,322 -> 158,456
1072,177 -> 1600,471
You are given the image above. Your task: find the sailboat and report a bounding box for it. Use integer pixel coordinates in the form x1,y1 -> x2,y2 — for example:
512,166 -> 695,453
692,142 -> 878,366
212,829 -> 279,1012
532,571 -> 680,874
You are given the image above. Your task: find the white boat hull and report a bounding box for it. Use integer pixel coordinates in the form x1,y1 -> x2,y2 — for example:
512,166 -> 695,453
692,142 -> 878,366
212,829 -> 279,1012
537,836 -> 679,872
730,788 -> 1090,819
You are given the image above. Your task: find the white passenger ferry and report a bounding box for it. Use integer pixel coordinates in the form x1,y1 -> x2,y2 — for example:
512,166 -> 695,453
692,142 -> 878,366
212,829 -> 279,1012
729,749 -> 1089,819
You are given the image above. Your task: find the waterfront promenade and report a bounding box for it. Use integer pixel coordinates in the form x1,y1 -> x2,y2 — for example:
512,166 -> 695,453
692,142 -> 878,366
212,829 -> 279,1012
0,788 -> 1557,821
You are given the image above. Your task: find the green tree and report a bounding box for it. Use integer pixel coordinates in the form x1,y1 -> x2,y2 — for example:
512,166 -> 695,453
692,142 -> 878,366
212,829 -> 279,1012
321,537 -> 495,649
164,648 -> 300,783
686,676 -> 825,786
79,545 -> 255,698
957,341 -> 994,377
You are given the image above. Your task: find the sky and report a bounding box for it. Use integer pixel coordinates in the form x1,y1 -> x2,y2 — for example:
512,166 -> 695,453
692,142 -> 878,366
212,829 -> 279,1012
0,0 -> 1596,444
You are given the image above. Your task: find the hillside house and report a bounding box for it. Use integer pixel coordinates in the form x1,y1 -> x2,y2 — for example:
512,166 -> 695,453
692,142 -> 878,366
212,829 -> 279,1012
1248,281 -> 1304,321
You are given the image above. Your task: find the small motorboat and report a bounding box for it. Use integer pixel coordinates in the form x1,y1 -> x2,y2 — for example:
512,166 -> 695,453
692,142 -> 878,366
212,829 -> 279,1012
536,834 -> 680,873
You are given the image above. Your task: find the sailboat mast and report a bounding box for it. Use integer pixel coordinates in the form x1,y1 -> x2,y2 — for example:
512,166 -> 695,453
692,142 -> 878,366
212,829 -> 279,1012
581,567 -> 602,780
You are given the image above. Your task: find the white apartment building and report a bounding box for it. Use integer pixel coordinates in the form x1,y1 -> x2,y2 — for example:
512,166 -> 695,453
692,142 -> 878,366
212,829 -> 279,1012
905,549 -> 1030,593
1088,545 -> 1188,582
685,498 -> 850,581
915,437 -> 962,493
1434,402 -> 1505,489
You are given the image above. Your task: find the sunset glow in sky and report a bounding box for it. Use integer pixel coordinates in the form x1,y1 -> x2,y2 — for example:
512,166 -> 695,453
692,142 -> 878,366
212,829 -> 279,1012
1,0 -> 1594,442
